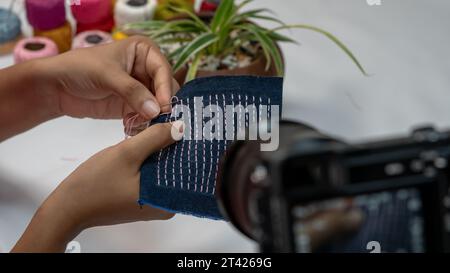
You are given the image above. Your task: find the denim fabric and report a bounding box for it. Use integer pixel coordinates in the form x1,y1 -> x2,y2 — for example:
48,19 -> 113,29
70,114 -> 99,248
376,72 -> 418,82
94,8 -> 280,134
139,76 -> 283,220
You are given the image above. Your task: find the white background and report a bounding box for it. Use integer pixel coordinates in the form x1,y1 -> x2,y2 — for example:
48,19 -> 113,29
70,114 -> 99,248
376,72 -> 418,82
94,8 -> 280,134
1,0 -> 450,252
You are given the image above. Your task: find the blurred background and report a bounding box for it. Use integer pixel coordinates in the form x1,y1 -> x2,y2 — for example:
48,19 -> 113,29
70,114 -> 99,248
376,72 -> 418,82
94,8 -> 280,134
1,0 -> 450,252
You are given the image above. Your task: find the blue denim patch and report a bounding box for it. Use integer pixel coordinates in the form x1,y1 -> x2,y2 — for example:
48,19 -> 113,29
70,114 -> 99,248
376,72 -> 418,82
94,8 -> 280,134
139,76 -> 283,220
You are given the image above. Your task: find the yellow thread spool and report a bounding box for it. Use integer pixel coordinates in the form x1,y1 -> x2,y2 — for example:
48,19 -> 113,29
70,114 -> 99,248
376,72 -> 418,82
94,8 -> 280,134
33,21 -> 73,53
112,30 -> 129,41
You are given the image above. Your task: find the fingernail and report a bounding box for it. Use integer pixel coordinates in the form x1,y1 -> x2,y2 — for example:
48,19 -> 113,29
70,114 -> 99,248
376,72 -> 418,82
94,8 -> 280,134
142,100 -> 160,118
171,120 -> 185,141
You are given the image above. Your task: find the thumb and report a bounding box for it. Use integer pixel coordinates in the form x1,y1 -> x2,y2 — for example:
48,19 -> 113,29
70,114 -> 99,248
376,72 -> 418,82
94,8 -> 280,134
123,121 -> 184,163
108,71 -> 161,120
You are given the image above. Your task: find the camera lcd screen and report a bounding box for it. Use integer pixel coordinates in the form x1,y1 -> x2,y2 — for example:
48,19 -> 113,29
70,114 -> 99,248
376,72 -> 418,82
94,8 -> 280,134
291,187 -> 427,253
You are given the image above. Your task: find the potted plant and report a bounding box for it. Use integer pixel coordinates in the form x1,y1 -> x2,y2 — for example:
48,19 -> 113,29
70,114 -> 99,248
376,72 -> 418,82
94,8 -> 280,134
125,0 -> 366,84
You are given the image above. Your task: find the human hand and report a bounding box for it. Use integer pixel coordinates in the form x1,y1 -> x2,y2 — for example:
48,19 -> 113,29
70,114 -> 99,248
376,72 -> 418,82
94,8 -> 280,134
42,36 -> 179,120
12,122 -> 182,253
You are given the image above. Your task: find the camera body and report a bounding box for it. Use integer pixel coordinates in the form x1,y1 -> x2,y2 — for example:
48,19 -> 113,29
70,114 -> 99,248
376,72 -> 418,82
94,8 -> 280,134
217,121 -> 450,253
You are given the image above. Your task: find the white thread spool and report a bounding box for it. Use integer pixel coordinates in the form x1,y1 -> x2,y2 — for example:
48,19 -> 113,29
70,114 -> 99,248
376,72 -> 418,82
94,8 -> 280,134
114,0 -> 157,29
194,0 -> 203,13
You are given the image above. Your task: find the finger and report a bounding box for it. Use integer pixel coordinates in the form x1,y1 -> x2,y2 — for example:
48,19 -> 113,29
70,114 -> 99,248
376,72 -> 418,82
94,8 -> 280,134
145,44 -> 173,109
108,72 -> 161,119
124,121 -> 183,163
172,77 -> 181,95
59,92 -> 125,119
131,42 -> 152,90
158,77 -> 181,113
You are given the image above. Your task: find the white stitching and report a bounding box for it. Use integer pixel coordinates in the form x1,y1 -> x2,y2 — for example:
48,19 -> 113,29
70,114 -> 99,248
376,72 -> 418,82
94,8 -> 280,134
194,97 -> 198,192
157,142 -> 163,186
238,94 -> 242,135
206,94 -> 213,194
179,104 -> 185,190
252,95 -> 256,124
214,94 -> 227,195
213,94 -> 222,194
186,98 -> 191,191
245,94 -> 249,128
200,98 -> 206,193
259,96 -> 262,124
231,93 -> 235,141
164,114 -> 170,187
172,106 -> 178,188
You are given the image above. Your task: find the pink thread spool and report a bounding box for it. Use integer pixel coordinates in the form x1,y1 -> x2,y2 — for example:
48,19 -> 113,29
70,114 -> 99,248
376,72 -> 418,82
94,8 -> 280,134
25,0 -> 66,31
71,0 -> 113,25
72,30 -> 113,49
13,37 -> 59,64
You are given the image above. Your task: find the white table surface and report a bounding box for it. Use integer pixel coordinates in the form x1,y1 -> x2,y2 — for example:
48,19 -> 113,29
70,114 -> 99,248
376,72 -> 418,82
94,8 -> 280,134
1,0 -> 450,252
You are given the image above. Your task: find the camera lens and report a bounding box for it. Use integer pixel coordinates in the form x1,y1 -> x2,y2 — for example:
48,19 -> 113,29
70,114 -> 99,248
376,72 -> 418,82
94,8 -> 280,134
216,121 -> 341,242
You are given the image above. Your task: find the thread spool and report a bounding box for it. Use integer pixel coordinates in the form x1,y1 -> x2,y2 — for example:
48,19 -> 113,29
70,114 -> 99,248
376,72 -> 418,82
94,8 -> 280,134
34,21 -> 73,53
72,30 -> 113,49
112,30 -> 129,40
13,37 -> 59,64
114,0 -> 157,29
0,8 -> 22,55
71,0 -> 113,25
200,0 -> 219,12
76,16 -> 115,34
25,0 -> 66,31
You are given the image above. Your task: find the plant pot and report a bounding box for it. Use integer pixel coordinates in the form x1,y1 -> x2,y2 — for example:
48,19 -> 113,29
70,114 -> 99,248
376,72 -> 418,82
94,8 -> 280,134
166,13 -> 284,85
174,50 -> 282,85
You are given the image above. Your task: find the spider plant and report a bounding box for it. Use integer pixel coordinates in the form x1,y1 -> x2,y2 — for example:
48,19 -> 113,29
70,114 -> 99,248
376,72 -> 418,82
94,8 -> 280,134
126,0 -> 366,83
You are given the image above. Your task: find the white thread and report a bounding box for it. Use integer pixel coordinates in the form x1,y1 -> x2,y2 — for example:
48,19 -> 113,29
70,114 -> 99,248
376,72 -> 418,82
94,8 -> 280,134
252,95 -> 256,124
186,98 -> 191,190
245,95 -> 250,128
238,94 -> 242,134
157,143 -> 162,186
206,94 -> 213,194
179,104 -> 185,190
259,97 -> 262,124
194,98 -> 198,192
115,0 -> 157,28
231,93 -> 235,140
212,94 -> 222,194
200,102 -> 206,193
164,115 -> 170,187
172,106 -> 178,188
214,94 -> 227,195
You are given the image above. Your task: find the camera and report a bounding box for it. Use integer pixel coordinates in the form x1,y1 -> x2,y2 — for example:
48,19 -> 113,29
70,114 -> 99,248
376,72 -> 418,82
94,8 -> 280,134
216,121 -> 450,253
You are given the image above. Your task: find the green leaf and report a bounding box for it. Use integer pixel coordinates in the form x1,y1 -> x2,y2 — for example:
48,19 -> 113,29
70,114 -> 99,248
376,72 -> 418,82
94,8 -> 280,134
233,9 -> 275,24
167,45 -> 185,60
241,24 -> 284,75
266,30 -> 298,44
251,14 -> 286,25
273,24 -> 368,75
168,5 -> 210,31
172,33 -> 219,73
185,52 -> 203,83
211,0 -> 235,33
124,21 -> 166,30
236,0 -> 253,11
